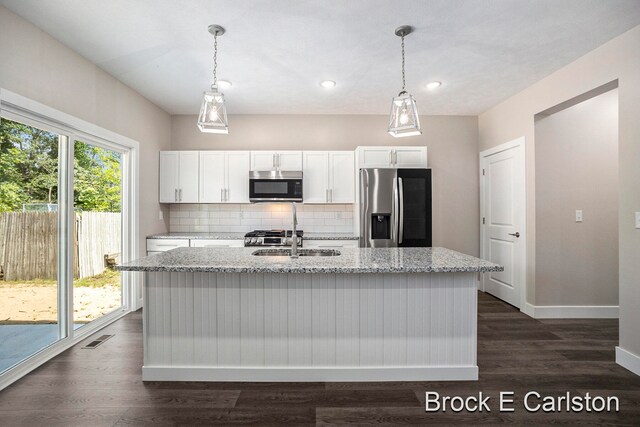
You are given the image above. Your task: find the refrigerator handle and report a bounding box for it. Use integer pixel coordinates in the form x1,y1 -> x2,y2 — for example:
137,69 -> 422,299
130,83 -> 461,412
392,176 -> 399,242
398,177 -> 404,244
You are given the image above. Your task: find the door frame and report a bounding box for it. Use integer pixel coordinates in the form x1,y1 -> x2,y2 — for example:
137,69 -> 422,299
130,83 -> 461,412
479,137 -> 527,311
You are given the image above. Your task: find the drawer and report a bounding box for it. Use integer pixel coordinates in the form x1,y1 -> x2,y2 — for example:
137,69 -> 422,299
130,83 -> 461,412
146,238 -> 190,252
190,239 -> 244,248
303,239 -> 358,249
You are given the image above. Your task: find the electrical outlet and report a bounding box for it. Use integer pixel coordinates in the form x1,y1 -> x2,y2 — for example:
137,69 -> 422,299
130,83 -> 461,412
635,212 -> 640,229
158,210 -> 164,220
575,210 -> 583,222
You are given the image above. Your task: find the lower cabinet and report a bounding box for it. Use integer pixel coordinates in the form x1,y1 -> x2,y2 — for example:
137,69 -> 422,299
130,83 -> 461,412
189,239 -> 244,248
146,238 -> 190,254
303,239 -> 358,249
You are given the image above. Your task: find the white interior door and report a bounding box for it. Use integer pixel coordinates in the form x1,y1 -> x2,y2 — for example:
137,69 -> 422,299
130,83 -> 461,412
480,138 -> 526,308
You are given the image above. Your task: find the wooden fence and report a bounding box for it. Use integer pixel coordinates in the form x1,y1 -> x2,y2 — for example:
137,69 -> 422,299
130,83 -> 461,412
0,211 -> 120,281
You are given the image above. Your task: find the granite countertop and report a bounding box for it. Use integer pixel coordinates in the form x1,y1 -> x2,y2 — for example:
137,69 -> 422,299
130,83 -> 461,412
147,232 -> 358,241
147,232 -> 247,240
117,247 -> 503,274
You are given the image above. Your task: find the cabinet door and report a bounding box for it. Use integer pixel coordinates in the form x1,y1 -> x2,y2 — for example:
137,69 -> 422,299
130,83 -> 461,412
225,151 -> 250,203
251,151 -> 277,171
178,152 -> 200,202
358,147 -> 392,168
199,151 -> 225,202
304,240 -> 358,249
146,238 -> 189,252
303,151 -> 329,203
329,151 -> 355,203
277,151 -> 303,171
189,239 -> 243,248
159,151 -> 179,203
394,147 -> 427,168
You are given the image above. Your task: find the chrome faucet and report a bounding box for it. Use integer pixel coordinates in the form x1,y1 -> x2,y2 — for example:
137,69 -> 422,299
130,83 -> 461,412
289,202 -> 299,258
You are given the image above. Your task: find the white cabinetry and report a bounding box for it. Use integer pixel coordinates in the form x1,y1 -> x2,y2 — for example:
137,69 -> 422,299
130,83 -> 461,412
356,146 -> 427,169
159,151 -> 199,203
146,238 -> 190,255
251,151 -> 302,171
303,239 -> 358,249
303,151 -> 354,203
189,239 -> 243,248
200,151 -> 250,203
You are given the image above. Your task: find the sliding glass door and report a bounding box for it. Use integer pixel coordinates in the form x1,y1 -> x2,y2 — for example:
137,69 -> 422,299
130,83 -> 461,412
0,117 -> 67,373
73,140 -> 123,328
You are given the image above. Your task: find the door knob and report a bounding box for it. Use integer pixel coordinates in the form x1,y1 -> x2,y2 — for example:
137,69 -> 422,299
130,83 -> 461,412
508,232 -> 520,238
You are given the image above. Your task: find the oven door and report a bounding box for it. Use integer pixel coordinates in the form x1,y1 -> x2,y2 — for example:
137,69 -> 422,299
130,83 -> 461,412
249,171 -> 303,202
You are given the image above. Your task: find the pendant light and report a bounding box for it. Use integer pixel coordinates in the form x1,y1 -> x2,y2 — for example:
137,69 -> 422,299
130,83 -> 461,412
388,25 -> 421,138
197,24 -> 229,134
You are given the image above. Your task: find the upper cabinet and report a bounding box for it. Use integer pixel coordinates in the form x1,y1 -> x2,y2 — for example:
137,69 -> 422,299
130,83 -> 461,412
200,151 -> 250,203
356,146 -> 427,169
303,151 -> 354,203
251,151 -> 302,171
159,151 -> 199,203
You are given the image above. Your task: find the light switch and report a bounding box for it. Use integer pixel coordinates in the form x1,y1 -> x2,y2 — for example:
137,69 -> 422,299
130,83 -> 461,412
575,210 -> 583,222
635,212 -> 640,229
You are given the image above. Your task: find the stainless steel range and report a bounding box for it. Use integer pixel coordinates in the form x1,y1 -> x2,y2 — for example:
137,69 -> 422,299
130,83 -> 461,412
244,229 -> 303,247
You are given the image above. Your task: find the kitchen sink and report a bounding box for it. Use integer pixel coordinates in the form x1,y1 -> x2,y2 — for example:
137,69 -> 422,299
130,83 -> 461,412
251,249 -> 341,257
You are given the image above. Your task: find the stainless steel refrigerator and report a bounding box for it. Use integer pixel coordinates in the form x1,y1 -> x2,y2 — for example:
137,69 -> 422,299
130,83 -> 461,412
359,168 -> 432,247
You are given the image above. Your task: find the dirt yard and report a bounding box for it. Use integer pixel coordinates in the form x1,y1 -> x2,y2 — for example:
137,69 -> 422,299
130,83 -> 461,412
0,282 -> 121,324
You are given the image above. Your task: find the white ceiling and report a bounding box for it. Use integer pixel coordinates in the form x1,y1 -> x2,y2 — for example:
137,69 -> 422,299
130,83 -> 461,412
2,0 -> 640,115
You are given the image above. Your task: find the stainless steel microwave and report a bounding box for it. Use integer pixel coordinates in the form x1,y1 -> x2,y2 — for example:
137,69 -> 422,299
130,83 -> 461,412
249,171 -> 303,202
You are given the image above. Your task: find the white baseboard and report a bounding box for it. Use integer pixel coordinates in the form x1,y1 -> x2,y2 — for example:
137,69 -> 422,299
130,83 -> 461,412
142,366 -> 479,382
616,347 -> 640,376
522,303 -> 618,319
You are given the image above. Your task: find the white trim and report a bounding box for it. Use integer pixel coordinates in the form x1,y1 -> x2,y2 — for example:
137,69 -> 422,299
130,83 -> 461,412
479,136 -> 527,310
142,366 -> 479,382
524,303 -> 618,319
616,347 -> 640,377
0,309 -> 129,391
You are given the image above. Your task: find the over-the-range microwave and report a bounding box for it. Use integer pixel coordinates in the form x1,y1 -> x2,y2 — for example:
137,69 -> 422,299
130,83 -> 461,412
249,171 -> 303,202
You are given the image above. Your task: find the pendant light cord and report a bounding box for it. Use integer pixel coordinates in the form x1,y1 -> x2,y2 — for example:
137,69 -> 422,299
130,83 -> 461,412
212,32 -> 218,87
401,34 -> 406,92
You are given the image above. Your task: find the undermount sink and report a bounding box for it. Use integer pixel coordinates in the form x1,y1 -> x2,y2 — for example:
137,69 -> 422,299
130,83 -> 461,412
251,249 -> 341,257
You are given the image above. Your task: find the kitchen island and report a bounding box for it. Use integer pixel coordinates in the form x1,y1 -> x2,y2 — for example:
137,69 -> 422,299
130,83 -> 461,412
117,247 -> 502,382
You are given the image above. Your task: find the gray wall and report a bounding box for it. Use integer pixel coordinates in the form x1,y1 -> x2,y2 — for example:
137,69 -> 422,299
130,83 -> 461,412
172,114 -> 480,256
535,89 -> 618,306
0,6 -> 172,258
479,25 -> 640,358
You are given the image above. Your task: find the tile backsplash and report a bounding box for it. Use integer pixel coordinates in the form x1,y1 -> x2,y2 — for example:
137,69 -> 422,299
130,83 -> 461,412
169,203 -> 354,233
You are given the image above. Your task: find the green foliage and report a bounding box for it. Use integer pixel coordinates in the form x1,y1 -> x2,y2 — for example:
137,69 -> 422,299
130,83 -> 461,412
0,118 -> 122,212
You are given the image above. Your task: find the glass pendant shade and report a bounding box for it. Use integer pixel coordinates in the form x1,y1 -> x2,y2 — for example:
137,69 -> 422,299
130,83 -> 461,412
197,87 -> 229,134
388,92 -> 421,138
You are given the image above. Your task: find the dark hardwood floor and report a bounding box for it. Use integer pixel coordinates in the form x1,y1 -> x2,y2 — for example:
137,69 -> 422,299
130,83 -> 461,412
1,291 -> 639,426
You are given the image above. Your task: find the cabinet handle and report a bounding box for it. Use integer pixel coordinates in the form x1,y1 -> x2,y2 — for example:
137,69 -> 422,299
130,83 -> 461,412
277,153 -> 281,169
272,154 -> 276,169
329,188 -> 333,203
221,188 -> 224,202
225,188 -> 229,201
326,189 -> 329,203
179,188 -> 182,202
392,150 -> 397,165
175,189 -> 178,202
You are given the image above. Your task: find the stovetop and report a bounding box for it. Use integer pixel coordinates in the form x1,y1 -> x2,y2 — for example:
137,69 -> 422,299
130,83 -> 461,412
244,229 -> 304,247
245,229 -> 304,238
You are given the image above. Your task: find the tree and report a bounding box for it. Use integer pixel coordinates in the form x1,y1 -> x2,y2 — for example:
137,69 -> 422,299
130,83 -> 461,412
0,118 -> 122,213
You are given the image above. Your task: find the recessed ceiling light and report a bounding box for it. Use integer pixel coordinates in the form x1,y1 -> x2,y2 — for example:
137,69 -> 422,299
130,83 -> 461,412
426,81 -> 442,90
217,80 -> 232,89
320,80 -> 336,89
